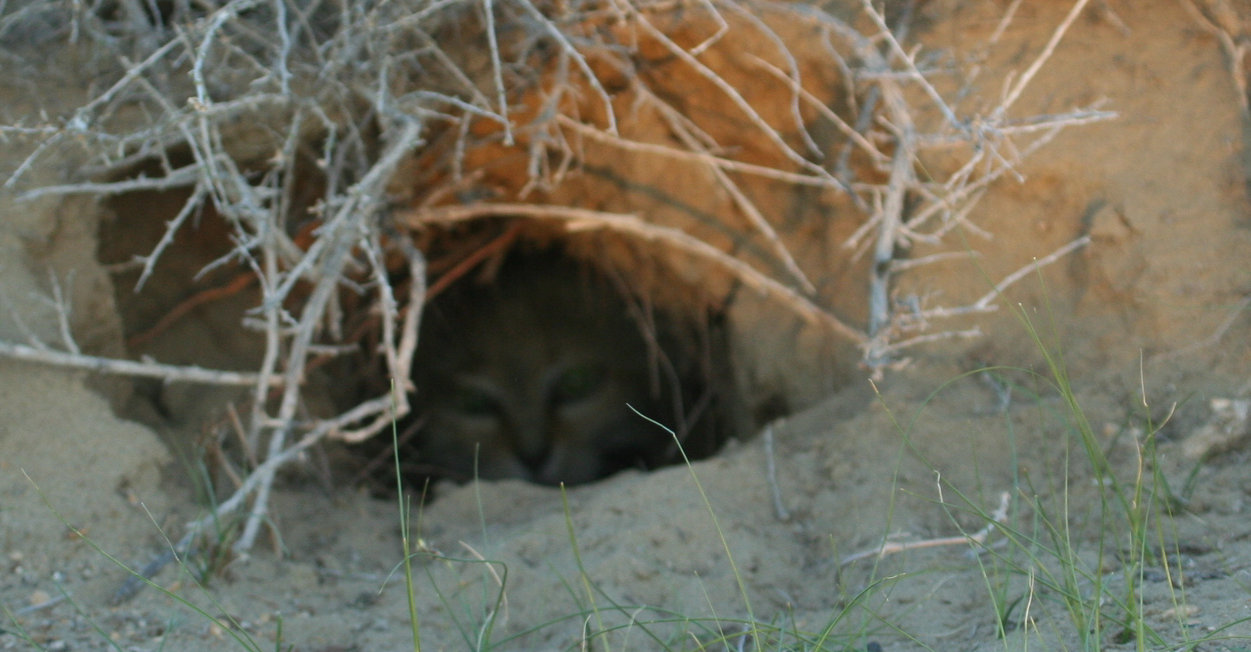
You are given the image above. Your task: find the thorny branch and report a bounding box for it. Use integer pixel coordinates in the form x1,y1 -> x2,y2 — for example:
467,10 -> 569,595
803,0 -> 1114,365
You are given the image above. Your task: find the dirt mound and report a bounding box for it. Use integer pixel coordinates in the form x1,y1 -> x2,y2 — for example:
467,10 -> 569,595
2,1 -> 1251,651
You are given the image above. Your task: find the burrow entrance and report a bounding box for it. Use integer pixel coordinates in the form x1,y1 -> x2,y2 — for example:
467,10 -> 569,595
97,186 -> 852,499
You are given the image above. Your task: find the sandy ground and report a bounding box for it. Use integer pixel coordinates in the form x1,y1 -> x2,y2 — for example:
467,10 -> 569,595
4,1 -> 1251,651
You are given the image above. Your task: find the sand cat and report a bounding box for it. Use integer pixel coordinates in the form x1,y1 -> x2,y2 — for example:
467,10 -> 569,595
412,255 -> 670,486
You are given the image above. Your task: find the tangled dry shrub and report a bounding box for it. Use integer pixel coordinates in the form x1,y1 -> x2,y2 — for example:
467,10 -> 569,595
0,0 -> 1112,562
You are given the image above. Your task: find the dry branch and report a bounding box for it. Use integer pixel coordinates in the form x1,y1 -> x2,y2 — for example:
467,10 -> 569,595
841,491 -> 1011,566
0,341 -> 278,386
18,165 -> 203,199
556,115 -> 847,189
799,0 -> 1113,365
400,202 -> 868,346
614,0 -> 839,183
1180,0 -> 1251,111
648,97 -> 817,295
997,0 -> 1095,115
969,235 -> 1091,312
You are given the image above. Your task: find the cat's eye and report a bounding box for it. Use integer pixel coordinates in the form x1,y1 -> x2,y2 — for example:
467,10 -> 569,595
453,388 -> 499,416
551,363 -> 607,404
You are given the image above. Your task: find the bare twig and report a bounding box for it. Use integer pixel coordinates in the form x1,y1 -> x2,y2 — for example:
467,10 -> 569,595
613,0 -> 840,184
18,166 -> 203,200
969,235 -> 1091,311
514,0 -> 618,135
41,271 -> 80,356
998,0 -> 1095,116
482,0 -> 514,145
557,115 -> 846,189
233,119 -> 425,553
1179,0 -> 1251,111
841,491 -> 1011,566
135,186 -> 209,292
0,340 -> 279,386
762,425 -> 790,521
15,594 -> 69,616
871,327 -> 983,359
722,1 -> 819,155
745,54 -> 888,167
887,250 -> 980,273
858,0 -> 961,131
653,98 -> 816,294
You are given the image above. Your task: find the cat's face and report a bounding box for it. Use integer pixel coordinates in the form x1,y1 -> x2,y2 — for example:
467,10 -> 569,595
413,260 -> 665,485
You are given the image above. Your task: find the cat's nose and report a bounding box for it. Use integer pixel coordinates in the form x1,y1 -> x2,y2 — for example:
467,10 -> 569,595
515,441 -> 552,473
512,409 -> 551,473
